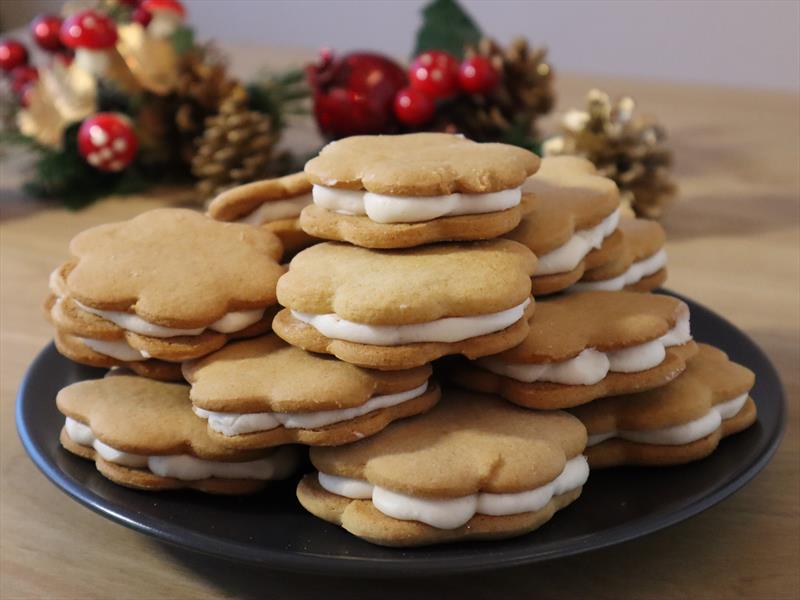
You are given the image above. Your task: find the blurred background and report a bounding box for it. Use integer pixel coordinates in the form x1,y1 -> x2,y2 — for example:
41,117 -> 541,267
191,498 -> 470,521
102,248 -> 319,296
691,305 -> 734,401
2,0 -> 798,90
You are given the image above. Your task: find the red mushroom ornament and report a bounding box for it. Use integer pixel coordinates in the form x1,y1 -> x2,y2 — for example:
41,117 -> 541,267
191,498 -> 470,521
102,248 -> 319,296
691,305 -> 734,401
140,0 -> 186,39
60,10 -> 118,76
77,113 -> 138,172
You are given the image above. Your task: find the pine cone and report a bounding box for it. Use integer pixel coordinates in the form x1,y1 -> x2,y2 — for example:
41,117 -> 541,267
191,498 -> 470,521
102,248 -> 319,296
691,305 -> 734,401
191,86 -> 280,199
544,89 -> 677,218
437,36 -> 555,143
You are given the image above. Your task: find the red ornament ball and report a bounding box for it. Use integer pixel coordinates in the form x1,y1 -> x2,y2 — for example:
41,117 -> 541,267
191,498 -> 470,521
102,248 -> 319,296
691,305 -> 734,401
393,87 -> 435,127
10,65 -> 38,95
408,50 -> 460,100
132,7 -> 152,27
458,56 -> 499,94
78,113 -> 139,172
31,14 -> 64,52
0,39 -> 29,72
307,50 -> 407,139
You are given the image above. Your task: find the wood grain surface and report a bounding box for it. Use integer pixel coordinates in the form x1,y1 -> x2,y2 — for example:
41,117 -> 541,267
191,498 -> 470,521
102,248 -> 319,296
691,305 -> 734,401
1,47 -> 798,599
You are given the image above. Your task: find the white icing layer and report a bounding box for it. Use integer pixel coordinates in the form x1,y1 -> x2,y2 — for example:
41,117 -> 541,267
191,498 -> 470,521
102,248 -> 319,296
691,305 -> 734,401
237,193 -> 313,224
78,337 -> 148,362
74,301 -> 265,338
193,381 -> 429,435
478,309 -> 691,385
292,299 -> 530,346
64,417 -> 297,480
573,248 -> 668,292
535,208 -> 621,275
318,455 -> 589,530
312,185 -> 522,224
586,393 -> 749,446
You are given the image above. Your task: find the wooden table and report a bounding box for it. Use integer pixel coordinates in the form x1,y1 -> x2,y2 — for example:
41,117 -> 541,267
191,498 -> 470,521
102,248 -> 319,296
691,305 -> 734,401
2,48 -> 798,598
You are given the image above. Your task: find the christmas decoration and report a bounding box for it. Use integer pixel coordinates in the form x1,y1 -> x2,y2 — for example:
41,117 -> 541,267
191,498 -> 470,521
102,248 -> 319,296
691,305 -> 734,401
140,0 -> 186,39
307,50 -> 406,139
77,112 -> 138,172
393,86 -> 435,126
10,66 -> 38,96
408,50 -> 459,100
60,10 -> 119,75
543,89 -> 677,218
31,15 -> 64,53
457,55 -> 498,94
0,39 -> 29,72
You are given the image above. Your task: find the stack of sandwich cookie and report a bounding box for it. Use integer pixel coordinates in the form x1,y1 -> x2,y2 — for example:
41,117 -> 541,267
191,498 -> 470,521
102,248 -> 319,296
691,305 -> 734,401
507,156 -> 622,295
182,334 -> 441,447
207,172 -> 318,256
571,344 -> 757,467
44,209 -> 284,380
449,291 -> 697,408
57,375 -> 298,493
297,391 -> 589,547
300,133 -> 539,248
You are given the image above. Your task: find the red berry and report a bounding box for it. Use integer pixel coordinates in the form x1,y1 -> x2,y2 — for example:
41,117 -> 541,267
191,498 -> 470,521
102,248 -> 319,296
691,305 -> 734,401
0,39 -> 29,72
10,65 -> 38,95
408,50 -> 459,100
393,87 -> 435,127
132,7 -> 152,26
78,113 -> 138,172
31,14 -> 63,52
458,56 -> 499,94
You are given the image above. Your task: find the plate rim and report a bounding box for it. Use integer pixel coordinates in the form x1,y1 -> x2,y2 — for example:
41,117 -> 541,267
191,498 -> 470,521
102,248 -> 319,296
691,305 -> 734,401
16,290 -> 787,576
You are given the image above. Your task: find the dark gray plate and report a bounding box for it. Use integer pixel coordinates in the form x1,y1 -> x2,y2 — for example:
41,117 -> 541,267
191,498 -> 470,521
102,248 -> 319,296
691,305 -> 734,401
16,292 -> 785,576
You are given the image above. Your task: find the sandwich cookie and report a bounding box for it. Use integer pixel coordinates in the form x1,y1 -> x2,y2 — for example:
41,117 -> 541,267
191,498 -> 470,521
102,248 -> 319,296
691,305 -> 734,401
572,344 -> 756,467
207,172 -> 318,256
273,239 -> 537,370
57,375 -> 299,494
573,217 -> 668,292
297,390 -> 589,547
182,334 -> 441,447
45,209 -> 284,375
300,133 -> 539,248
450,291 -> 698,409
506,156 -> 622,295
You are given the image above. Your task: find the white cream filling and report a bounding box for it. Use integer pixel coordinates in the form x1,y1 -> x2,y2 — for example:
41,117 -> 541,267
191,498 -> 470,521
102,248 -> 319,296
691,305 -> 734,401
478,310 -> 691,386
74,301 -> 265,338
193,381 -> 429,435
78,337 -> 150,362
312,185 -> 522,224
318,455 -> 589,530
535,208 -> 621,276
291,298 -> 530,346
572,248 -> 668,292
586,393 -> 749,447
64,417 -> 296,480
237,193 -> 313,225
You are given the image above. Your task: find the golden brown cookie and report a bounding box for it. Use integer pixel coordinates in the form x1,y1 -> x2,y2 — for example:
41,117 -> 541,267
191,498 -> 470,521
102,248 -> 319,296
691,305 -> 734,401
297,390 -> 588,547
572,344 -> 757,467
449,291 -> 698,409
273,240 -> 537,370
576,218 -> 667,292
182,334 -> 441,447
57,375 -> 298,494
207,172 -> 318,255
507,156 -> 621,295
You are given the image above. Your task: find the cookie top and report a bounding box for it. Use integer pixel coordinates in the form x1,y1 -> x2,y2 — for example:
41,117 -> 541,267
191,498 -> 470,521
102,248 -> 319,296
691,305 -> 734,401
56,375 -> 267,461
277,240 -> 536,324
509,156 -> 620,255
66,208 -> 284,327
618,217 -> 666,262
207,172 -> 312,222
310,390 -> 586,497
572,344 -> 755,430
304,133 -> 540,196
498,291 -> 688,363
183,334 -> 432,412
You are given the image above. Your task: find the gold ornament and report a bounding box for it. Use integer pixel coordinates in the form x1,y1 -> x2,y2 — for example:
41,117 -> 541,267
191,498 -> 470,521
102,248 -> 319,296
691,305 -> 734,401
544,89 -> 677,218
116,23 -> 179,95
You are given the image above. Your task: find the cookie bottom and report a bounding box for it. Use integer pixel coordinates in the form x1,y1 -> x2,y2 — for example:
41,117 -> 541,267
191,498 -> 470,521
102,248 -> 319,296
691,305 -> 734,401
59,428 -> 267,494
296,474 -> 583,547
54,329 -> 184,381
264,218 -> 318,257
449,341 -> 699,409
585,397 -> 757,468
203,383 -> 442,448
530,263 -> 586,296
626,268 -> 668,293
584,229 -> 625,271
299,204 -> 523,249
272,301 -> 535,370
